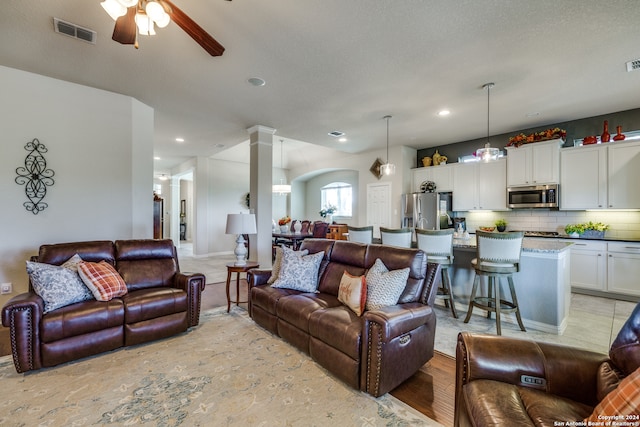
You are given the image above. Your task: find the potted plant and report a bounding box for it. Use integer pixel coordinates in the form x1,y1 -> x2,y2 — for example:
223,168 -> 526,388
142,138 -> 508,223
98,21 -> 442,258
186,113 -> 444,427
580,221 -> 609,239
495,219 -> 508,232
564,223 -> 584,238
319,205 -> 337,223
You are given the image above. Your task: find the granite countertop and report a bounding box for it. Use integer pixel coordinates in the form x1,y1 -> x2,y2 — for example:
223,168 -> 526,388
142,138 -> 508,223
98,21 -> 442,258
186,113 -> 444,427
453,235 -> 573,253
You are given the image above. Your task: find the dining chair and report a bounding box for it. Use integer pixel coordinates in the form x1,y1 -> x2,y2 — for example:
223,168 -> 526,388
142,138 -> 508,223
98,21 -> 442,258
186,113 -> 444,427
347,225 -> 373,244
300,220 -> 311,234
415,228 -> 457,318
379,227 -> 412,248
463,230 -> 526,335
311,221 -> 329,238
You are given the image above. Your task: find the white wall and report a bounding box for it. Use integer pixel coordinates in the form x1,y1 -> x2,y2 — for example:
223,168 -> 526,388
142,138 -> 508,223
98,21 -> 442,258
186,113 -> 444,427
0,66 -> 153,303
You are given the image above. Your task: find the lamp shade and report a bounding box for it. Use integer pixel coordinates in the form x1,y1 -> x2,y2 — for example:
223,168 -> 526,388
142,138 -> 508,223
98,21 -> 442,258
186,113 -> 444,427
225,213 -> 257,235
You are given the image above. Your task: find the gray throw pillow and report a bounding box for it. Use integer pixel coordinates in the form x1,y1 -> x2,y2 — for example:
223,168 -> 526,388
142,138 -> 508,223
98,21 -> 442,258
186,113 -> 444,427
365,258 -> 409,310
271,246 -> 324,292
27,255 -> 94,313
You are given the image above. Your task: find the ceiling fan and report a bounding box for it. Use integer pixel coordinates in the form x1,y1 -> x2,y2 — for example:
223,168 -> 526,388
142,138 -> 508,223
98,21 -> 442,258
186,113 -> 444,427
101,0 -> 229,56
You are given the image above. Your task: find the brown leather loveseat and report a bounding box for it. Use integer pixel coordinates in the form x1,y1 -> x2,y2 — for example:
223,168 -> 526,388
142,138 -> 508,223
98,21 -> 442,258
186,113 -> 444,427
2,239 -> 206,373
248,239 -> 441,397
454,302 -> 640,426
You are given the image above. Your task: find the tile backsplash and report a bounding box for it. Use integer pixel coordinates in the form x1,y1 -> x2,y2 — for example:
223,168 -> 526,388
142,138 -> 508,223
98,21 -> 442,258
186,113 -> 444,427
460,210 -> 640,239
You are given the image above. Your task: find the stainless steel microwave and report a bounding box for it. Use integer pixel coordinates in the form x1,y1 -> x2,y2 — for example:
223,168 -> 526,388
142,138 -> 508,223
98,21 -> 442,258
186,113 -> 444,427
507,184 -> 559,209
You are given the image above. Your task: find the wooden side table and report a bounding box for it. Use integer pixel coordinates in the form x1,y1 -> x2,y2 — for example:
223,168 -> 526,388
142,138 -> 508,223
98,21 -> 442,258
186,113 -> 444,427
225,261 -> 259,313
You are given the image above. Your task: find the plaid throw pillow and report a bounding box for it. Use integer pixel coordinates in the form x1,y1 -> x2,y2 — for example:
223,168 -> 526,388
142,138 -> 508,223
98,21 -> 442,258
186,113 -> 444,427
78,261 -> 128,301
585,366 -> 640,423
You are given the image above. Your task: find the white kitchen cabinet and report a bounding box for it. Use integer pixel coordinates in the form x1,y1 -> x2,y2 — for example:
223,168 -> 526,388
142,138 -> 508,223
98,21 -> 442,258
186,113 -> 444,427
560,145 -> 607,209
506,139 -> 561,187
569,240 -> 607,291
607,140 -> 640,209
559,140 -> 640,210
411,164 -> 454,193
453,159 -> 506,210
607,242 -> 640,297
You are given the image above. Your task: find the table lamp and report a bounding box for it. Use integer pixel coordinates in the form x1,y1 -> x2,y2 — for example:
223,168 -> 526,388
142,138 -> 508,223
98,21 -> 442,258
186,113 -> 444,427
225,213 -> 257,265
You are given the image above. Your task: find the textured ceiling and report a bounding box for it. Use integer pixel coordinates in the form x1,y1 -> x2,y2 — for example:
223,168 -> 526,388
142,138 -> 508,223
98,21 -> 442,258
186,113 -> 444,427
2,0 -> 640,174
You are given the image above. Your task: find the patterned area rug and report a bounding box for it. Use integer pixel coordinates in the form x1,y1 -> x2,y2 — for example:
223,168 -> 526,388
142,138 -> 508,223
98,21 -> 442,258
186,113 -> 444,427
0,307 -> 440,426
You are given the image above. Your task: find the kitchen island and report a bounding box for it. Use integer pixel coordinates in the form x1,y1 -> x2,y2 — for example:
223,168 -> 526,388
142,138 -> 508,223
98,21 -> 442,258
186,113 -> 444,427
450,235 -> 573,334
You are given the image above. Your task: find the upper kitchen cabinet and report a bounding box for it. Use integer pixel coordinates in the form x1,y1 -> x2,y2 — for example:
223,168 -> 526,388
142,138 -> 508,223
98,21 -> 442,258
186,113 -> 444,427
453,158 -> 507,211
506,139 -> 562,187
560,145 -> 607,209
411,163 -> 454,193
607,140 -> 640,208
560,140 -> 640,209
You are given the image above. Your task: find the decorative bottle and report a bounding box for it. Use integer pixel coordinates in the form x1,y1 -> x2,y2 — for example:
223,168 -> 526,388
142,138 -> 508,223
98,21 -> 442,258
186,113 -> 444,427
613,125 -> 626,141
601,120 -> 610,143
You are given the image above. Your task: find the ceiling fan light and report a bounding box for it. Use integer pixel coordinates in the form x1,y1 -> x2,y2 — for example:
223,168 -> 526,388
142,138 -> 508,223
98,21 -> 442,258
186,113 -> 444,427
155,11 -> 170,28
145,1 -> 165,22
116,0 -> 138,7
101,0 -> 126,21
135,13 -> 155,35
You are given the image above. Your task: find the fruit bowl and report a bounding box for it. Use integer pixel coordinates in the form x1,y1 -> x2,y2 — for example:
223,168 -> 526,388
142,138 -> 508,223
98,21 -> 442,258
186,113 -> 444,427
479,226 -> 496,232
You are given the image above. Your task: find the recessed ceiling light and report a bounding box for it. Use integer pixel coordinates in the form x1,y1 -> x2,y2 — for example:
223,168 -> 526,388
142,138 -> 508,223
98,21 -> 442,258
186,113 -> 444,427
328,131 -> 345,138
175,137 -> 185,142
215,143 -> 225,148
338,137 -> 347,143
154,156 -> 161,160
247,77 -> 266,87
438,110 -> 450,116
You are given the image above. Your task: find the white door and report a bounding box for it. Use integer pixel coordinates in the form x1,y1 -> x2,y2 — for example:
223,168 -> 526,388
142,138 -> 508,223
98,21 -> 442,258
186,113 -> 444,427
367,182 -> 391,238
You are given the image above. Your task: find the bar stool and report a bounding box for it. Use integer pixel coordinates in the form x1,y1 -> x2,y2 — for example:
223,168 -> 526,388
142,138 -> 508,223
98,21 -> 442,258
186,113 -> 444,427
415,228 -> 457,318
347,225 -> 373,244
463,230 -> 526,335
380,227 -> 412,248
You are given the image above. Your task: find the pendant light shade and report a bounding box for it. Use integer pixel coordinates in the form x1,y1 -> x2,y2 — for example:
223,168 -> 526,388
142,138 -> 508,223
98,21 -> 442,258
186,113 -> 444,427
272,139 -> 291,194
380,115 -> 396,176
476,82 -> 500,162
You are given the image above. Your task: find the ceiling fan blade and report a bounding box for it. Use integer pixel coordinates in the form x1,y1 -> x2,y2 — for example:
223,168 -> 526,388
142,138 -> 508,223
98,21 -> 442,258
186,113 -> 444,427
164,0 -> 225,56
112,6 -> 137,45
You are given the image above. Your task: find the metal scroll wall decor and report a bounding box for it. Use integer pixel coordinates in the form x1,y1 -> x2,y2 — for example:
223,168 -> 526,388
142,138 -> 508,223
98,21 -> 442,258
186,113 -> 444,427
15,138 -> 55,214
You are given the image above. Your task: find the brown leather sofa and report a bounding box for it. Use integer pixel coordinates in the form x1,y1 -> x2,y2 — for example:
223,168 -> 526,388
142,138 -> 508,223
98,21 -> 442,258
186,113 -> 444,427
454,302 -> 640,426
248,238 -> 441,397
1,239 -> 206,373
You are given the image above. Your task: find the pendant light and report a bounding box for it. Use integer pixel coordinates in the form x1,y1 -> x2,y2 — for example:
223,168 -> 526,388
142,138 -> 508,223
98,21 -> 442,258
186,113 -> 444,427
272,139 -> 291,194
476,82 -> 500,162
380,115 -> 396,176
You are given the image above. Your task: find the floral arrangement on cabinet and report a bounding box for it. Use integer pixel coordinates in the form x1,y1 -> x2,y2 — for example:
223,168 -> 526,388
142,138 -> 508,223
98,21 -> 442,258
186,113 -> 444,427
319,205 -> 337,218
507,127 -> 566,147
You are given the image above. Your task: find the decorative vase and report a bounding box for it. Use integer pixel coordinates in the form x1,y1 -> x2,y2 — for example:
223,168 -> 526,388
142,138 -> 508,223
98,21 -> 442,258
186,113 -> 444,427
422,157 -> 432,167
293,220 -> 302,234
601,120 -> 610,143
326,214 -> 333,224
613,125 -> 626,141
280,225 -> 289,233
432,150 -> 442,166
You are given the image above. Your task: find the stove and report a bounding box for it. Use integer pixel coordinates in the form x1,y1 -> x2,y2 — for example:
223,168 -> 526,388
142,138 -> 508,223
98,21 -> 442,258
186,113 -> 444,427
521,231 -> 559,237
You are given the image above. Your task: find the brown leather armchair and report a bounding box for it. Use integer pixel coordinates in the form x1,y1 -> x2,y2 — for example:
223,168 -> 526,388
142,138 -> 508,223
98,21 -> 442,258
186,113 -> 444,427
454,302 -> 640,426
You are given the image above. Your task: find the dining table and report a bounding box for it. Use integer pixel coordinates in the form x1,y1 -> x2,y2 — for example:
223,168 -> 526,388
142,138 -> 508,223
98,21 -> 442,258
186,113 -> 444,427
272,231 -> 314,250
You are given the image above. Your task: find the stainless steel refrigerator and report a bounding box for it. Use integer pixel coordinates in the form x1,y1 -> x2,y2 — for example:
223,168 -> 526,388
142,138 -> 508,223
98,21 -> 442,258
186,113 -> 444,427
401,192 -> 453,231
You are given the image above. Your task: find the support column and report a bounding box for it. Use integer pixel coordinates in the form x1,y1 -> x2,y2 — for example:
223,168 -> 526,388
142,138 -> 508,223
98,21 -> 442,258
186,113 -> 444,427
248,125 -> 275,267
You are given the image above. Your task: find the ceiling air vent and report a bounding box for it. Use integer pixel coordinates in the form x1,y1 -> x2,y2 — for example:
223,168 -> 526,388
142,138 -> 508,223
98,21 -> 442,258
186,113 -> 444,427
626,59 -> 640,72
53,18 -> 96,44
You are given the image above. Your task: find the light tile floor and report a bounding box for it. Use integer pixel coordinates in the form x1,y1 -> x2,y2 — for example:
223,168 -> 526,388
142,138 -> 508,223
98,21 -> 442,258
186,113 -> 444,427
177,243 -> 638,358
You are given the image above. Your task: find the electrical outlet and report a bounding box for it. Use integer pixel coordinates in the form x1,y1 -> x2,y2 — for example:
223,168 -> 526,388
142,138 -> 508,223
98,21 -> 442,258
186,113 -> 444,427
0,283 -> 12,295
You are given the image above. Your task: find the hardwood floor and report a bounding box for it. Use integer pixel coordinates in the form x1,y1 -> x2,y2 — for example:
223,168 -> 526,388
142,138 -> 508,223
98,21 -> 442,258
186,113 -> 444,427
0,280 -> 456,426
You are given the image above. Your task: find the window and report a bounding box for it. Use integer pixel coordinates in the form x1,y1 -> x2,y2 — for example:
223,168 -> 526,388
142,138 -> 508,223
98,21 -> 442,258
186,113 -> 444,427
321,182 -> 352,217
